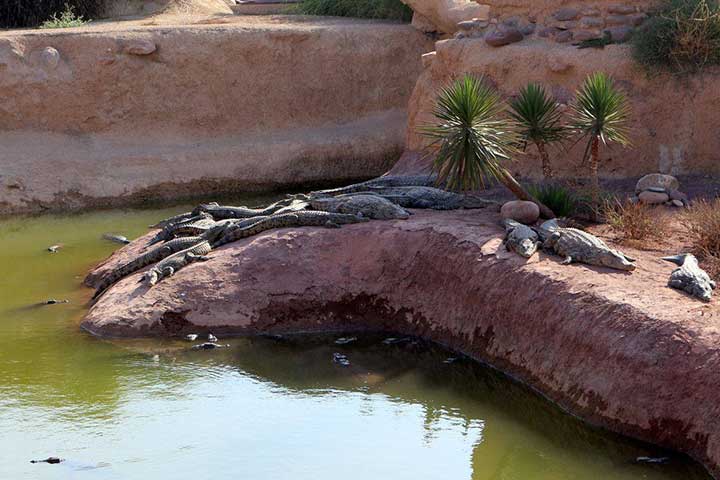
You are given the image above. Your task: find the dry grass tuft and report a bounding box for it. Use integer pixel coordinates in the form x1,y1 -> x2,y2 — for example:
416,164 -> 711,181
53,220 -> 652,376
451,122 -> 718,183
681,198 -> 720,278
602,199 -> 669,244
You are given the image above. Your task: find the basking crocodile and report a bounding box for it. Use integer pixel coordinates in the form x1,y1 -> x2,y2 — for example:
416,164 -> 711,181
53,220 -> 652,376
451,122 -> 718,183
194,198 -> 306,220
503,219 -> 539,258
143,241 -> 213,286
539,219 -> 636,271
663,253 -> 716,302
308,194 -> 411,220
214,211 -> 368,247
93,236 -> 206,298
363,186 -> 499,210
310,175 -> 438,197
147,213 -> 217,246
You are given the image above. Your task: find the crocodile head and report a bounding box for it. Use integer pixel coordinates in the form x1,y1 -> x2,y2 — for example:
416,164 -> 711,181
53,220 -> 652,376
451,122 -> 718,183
515,238 -> 538,258
598,249 -> 636,271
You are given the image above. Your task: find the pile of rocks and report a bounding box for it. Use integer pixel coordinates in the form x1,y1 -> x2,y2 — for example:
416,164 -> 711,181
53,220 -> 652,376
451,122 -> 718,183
453,3 -> 648,47
633,173 -> 688,207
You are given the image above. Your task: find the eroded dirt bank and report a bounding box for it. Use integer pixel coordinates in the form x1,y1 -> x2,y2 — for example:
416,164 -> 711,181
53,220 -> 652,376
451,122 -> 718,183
83,208 -> 720,477
0,17 -> 432,214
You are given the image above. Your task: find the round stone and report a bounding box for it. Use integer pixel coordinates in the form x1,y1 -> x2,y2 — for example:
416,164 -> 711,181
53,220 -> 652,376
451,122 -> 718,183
638,191 -> 670,205
485,27 -> 523,47
41,47 -> 60,70
635,173 -> 680,194
501,200 -> 540,224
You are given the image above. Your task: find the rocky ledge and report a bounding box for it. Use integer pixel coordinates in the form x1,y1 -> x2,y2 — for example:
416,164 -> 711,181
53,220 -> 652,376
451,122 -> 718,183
83,208 -> 720,477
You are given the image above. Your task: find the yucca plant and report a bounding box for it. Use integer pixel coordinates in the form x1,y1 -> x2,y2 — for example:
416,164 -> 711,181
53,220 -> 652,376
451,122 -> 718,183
509,83 -> 566,179
420,75 -> 555,218
570,72 -> 631,202
526,183 -> 578,218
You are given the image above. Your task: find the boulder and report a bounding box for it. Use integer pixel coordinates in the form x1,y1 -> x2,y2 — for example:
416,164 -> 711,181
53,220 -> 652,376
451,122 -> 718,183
485,27 -> 523,47
635,173 -> 680,194
606,25 -> 634,43
401,0 -> 490,34
638,191 -> 670,205
500,200 -> 540,224
553,7 -> 580,21
124,39 -> 157,56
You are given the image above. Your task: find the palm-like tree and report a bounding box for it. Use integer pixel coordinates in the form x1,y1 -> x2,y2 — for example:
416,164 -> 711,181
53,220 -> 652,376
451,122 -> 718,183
420,75 -> 555,219
570,72 -> 631,199
509,83 -> 566,179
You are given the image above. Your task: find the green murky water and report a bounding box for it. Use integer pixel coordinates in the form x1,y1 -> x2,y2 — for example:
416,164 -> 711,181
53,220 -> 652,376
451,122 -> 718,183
0,201 -> 712,480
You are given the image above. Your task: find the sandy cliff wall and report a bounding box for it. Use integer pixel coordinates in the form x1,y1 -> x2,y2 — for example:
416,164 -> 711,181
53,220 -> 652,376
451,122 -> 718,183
0,18 -> 432,214
405,38 -> 720,179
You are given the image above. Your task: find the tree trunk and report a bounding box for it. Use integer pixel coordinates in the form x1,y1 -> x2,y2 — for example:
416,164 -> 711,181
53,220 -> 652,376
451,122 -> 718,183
536,141 -> 553,179
499,170 -> 556,219
590,136 -> 600,204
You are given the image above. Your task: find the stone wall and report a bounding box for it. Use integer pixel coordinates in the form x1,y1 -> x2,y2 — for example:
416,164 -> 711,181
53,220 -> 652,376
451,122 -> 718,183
0,18 -> 432,214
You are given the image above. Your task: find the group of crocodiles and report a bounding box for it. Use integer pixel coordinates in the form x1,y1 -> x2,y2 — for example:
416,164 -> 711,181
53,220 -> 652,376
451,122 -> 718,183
502,218 -> 716,301
91,174 -> 715,303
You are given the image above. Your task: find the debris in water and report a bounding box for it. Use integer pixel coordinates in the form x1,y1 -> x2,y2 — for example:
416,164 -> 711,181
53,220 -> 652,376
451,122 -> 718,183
208,333 -> 218,342
184,334 -> 198,341
31,457 -> 63,464
382,337 -> 411,345
443,357 -> 458,364
45,299 -> 69,305
332,352 -> 350,366
334,337 -> 357,345
636,456 -> 670,464
192,342 -> 228,350
47,245 -> 62,253
102,233 -> 131,245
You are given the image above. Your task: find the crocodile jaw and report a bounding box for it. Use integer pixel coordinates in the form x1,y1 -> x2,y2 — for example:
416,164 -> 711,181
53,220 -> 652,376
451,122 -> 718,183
602,252 -> 636,271
517,239 -> 538,258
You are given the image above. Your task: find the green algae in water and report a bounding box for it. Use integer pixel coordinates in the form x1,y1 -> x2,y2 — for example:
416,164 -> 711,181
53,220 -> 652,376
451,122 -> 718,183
0,205 -> 712,480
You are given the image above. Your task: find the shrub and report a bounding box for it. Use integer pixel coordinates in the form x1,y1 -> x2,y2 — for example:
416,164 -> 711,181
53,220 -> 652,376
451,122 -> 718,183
633,0 -> 720,73
509,83 -> 567,179
40,4 -> 88,29
526,183 -> 579,218
681,198 -> 720,278
569,72 -> 631,204
1,0 -> 99,29
295,0 -> 413,21
602,198 -> 667,242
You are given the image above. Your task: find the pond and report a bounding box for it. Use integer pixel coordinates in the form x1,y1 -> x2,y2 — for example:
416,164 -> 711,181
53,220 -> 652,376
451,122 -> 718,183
0,200 -> 712,480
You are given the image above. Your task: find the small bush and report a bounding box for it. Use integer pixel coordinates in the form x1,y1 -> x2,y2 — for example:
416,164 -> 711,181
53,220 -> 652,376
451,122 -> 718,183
296,0 -> 413,21
40,4 -> 88,29
681,198 -> 720,278
602,199 -> 667,242
633,0 -> 720,73
526,183 -> 579,218
1,0 -> 99,29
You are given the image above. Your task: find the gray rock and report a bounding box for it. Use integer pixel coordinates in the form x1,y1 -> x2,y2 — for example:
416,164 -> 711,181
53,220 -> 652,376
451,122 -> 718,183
574,30 -> 601,41
606,25 -> 634,42
520,23 -> 536,35
538,27 -> 560,38
553,7 -> 580,21
40,47 -> 60,70
671,199 -> 685,207
638,191 -> 670,204
606,14 -> 635,25
581,7 -> 601,16
555,30 -> 574,43
669,189 -> 689,202
636,173 -> 680,194
485,28 -> 524,47
580,16 -> 605,28
607,4 -> 638,14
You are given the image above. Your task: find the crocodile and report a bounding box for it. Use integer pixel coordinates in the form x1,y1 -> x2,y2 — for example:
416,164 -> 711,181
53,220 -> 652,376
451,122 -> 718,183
143,241 -> 213,286
363,186 -> 499,210
193,198 -> 306,220
102,233 -> 131,245
308,194 -> 411,220
539,219 -> 636,271
93,236 -> 206,298
502,219 -> 539,258
309,175 -> 438,197
214,211 -> 369,247
663,253 -> 716,302
93,223 -> 234,299
150,211 -> 197,229
147,213 -> 216,246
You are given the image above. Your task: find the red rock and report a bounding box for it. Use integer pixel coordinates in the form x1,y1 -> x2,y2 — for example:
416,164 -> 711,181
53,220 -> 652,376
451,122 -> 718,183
83,208 -> 720,477
500,200 -> 539,224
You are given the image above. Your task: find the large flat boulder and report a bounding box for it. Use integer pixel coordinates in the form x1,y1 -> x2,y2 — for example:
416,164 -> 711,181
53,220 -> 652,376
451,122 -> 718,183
83,208 -> 720,477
